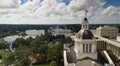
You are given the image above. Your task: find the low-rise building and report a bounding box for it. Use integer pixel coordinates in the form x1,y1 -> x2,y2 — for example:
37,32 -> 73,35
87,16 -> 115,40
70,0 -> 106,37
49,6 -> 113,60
96,26 -> 118,39
49,27 -> 72,37
25,30 -> 45,37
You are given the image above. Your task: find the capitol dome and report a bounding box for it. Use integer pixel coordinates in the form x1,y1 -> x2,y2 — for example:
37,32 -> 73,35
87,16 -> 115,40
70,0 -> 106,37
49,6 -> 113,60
76,30 -> 94,39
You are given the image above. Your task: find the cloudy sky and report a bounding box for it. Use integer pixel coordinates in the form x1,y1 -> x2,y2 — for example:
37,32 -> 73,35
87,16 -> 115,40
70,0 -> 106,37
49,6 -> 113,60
0,0 -> 120,24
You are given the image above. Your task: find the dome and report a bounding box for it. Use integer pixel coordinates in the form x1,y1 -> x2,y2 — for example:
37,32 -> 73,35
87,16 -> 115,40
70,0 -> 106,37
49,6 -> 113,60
76,30 -> 94,39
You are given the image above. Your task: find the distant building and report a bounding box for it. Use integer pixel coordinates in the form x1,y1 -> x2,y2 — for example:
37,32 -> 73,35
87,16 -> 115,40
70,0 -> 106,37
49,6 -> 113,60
96,26 -> 118,39
49,27 -> 72,37
25,30 -> 45,37
4,35 -> 22,43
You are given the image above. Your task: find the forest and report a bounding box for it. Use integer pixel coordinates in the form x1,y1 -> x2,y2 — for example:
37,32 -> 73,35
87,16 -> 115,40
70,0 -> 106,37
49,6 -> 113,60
0,32 -> 72,66
0,24 -> 120,38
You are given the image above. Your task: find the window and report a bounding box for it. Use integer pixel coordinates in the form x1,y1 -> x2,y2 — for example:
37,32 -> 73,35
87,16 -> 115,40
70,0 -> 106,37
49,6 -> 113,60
89,44 -> 92,52
86,44 -> 88,52
83,44 -> 85,52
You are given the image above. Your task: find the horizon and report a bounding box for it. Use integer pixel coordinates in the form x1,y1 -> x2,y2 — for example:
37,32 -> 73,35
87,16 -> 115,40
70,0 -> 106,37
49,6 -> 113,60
0,23 -> 120,25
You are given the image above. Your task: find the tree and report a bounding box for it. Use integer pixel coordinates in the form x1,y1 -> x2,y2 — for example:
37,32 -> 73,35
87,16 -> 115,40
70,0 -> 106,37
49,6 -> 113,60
29,53 -> 46,64
1,46 -> 31,66
12,38 -> 28,48
47,43 -> 63,65
1,51 -> 15,66
0,39 -> 8,49
50,61 -> 58,66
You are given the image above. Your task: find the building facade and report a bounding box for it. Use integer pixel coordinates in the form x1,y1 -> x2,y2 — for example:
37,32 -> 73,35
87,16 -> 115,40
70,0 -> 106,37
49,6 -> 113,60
49,27 -> 72,37
63,17 -> 120,66
96,26 -> 118,39
25,30 -> 45,37
74,18 -> 97,60
64,18 -> 108,66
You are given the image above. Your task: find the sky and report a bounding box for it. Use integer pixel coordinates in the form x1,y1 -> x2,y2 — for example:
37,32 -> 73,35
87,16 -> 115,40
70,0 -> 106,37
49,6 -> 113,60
0,0 -> 120,24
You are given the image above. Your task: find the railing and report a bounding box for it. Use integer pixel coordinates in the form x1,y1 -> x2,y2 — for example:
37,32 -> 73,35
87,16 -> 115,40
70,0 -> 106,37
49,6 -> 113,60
94,34 -> 120,48
64,51 -> 75,66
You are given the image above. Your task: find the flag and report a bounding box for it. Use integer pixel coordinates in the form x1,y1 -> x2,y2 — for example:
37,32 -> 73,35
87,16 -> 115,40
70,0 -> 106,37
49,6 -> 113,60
85,9 -> 89,16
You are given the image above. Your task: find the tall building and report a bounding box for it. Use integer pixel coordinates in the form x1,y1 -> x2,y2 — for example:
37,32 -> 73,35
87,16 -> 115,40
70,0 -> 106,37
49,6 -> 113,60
74,18 -> 97,60
63,17 -> 111,66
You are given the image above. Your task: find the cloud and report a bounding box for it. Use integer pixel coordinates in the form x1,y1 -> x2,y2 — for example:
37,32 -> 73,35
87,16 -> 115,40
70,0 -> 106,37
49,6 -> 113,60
0,0 -> 21,8
0,0 -> 119,24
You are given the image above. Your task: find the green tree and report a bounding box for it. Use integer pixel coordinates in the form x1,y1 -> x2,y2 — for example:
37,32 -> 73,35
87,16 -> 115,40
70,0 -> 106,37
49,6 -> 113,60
47,43 -> 63,65
2,51 -> 15,66
50,61 -> 58,66
13,38 -> 28,48
0,39 -> 8,49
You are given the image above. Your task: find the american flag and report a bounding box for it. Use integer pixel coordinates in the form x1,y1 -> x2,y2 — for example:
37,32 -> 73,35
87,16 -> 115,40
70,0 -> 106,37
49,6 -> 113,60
85,9 -> 89,16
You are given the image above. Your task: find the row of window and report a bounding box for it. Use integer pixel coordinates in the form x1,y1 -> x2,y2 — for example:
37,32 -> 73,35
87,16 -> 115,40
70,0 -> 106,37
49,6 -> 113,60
83,44 -> 92,53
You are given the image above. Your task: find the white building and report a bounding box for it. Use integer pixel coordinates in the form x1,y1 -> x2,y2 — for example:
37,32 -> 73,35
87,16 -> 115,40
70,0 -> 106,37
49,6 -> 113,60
74,18 -> 97,60
4,35 -> 22,43
25,30 -> 45,37
64,17 -> 107,66
96,26 -> 118,39
63,17 -> 118,66
49,27 -> 72,37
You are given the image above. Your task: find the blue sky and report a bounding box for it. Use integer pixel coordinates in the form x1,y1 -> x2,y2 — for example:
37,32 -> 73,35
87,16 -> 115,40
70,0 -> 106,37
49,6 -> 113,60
104,0 -> 120,7
0,0 -> 120,24
21,0 -> 120,7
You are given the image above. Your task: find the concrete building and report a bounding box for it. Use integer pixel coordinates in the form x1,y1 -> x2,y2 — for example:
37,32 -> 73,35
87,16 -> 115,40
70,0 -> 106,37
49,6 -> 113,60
74,18 -> 97,60
96,26 -> 118,39
49,27 -> 72,37
25,30 -> 45,37
63,17 -> 115,66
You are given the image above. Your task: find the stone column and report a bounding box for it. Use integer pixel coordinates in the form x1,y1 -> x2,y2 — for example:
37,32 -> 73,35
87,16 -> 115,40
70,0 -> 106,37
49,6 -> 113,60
99,41 -> 101,49
107,44 -> 110,49
113,46 -> 115,55
116,47 -> 119,56
101,41 -> 103,49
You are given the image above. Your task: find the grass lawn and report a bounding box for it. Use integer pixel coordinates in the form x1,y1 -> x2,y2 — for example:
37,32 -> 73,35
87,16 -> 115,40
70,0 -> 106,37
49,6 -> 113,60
33,63 -> 50,66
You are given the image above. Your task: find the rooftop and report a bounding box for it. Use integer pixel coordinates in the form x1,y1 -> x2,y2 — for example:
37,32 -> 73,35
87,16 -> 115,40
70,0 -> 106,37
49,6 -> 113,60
65,44 -> 107,66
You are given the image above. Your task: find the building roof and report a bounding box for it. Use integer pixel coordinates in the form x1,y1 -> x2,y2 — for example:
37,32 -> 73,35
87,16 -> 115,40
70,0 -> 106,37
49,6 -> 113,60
76,30 -> 94,39
64,44 -> 106,66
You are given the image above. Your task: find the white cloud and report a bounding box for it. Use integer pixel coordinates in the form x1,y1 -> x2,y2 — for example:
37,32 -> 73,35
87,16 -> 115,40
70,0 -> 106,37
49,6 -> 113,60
0,0 -> 21,8
0,0 -> 119,24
